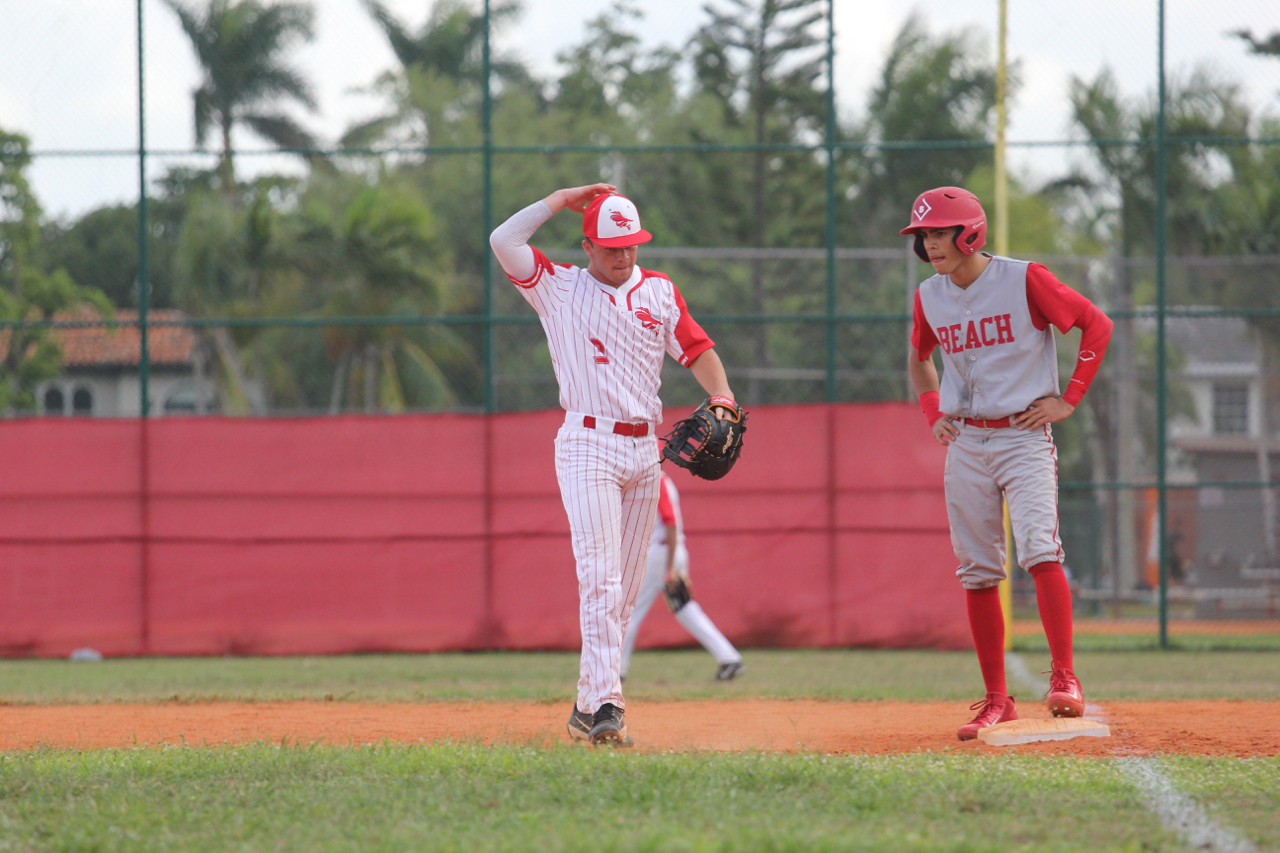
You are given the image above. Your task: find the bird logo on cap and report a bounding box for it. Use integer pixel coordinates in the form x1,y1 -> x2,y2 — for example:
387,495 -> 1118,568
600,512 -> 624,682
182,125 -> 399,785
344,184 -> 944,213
610,210 -> 635,230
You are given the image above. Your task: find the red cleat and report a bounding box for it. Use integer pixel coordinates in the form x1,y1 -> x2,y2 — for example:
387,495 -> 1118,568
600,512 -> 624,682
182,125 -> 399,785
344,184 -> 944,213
957,692 -> 1018,741
1046,663 -> 1085,717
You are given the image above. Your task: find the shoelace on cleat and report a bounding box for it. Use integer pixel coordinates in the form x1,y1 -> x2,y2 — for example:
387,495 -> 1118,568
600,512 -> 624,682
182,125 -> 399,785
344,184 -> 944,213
1042,665 -> 1079,696
966,695 -> 1010,724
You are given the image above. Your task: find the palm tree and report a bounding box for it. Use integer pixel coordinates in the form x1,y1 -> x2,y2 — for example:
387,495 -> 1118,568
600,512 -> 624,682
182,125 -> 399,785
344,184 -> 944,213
291,176 -> 466,412
162,0 -> 320,193
342,0 -> 533,148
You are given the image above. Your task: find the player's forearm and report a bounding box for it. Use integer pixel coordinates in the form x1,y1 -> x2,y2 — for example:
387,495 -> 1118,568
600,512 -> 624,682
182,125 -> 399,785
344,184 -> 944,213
908,354 -> 945,427
689,348 -> 734,400
908,354 -> 940,398
1061,305 -> 1114,407
489,201 -> 553,280
540,188 -> 576,214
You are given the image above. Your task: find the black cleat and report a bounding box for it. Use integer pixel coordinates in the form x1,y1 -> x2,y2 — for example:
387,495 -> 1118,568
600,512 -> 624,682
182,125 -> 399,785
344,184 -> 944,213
566,704 -> 593,741
715,661 -> 745,681
587,702 -> 633,747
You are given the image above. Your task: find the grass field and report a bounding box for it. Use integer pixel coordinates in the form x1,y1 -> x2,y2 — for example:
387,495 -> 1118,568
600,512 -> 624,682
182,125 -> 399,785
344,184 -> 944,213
1,648 -> 1278,704
0,648 -> 1276,852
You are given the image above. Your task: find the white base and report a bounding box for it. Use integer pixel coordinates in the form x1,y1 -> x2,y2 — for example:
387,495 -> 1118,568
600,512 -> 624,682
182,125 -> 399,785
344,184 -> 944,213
978,718 -> 1111,746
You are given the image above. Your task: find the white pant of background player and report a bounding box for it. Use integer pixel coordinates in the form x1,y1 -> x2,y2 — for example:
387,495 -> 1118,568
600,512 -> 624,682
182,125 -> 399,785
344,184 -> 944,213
620,539 -> 742,678
555,419 -> 663,713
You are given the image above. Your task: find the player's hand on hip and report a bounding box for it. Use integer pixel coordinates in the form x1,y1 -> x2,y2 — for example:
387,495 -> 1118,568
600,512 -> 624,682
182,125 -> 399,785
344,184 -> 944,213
1012,396 -> 1075,430
553,184 -> 618,213
932,415 -> 960,446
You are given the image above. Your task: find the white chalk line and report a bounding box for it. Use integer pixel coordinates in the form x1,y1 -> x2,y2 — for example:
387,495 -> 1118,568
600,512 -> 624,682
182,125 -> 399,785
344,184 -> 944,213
1005,651 -> 1258,853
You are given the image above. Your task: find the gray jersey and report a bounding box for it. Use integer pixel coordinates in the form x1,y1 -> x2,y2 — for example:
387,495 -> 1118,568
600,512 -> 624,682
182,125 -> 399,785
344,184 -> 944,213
916,256 -> 1059,419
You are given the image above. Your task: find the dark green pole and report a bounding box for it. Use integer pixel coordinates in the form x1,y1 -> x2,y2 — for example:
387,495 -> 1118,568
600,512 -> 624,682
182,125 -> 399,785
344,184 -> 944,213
1155,0 -> 1170,648
823,0 -> 839,644
136,0 -> 152,654
479,0 -> 497,643
482,0 -> 495,413
823,0 -> 837,402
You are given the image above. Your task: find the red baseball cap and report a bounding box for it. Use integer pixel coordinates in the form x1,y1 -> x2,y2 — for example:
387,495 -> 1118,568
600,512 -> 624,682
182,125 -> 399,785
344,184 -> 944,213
582,193 -> 652,248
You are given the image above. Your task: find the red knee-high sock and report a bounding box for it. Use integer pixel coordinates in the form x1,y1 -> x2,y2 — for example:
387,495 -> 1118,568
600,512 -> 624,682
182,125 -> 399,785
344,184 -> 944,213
965,586 -> 1006,695
1030,561 -> 1074,670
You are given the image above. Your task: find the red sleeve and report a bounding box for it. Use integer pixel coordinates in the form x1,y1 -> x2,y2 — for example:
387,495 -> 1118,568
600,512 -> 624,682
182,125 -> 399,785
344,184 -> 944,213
1025,263 -> 1092,332
506,246 -> 557,288
1023,264 -> 1112,406
1061,304 -> 1114,407
670,283 -> 715,367
657,477 -> 677,526
910,290 -> 938,360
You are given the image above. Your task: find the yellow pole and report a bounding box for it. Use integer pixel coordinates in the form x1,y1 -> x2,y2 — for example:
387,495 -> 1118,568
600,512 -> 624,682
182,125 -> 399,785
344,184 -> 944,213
994,0 -> 1009,255
995,0 -> 1014,650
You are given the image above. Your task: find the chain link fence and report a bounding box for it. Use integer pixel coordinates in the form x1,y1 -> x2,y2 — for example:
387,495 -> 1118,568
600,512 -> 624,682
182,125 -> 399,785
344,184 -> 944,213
3,0 -> 1279,647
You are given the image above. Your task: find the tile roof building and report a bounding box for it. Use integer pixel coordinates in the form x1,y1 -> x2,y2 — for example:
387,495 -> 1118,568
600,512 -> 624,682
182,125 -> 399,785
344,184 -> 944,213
32,307 -> 213,417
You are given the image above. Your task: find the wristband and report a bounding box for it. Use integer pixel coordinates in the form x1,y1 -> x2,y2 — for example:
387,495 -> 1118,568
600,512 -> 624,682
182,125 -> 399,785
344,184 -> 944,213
919,391 -> 943,427
708,395 -> 737,410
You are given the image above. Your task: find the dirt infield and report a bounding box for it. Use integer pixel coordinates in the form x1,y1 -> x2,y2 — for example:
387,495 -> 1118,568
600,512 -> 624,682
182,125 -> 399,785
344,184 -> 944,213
0,700 -> 1274,756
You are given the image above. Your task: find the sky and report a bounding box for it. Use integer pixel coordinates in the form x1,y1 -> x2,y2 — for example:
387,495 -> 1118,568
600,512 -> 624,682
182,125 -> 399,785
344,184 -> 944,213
1,0 -> 1276,220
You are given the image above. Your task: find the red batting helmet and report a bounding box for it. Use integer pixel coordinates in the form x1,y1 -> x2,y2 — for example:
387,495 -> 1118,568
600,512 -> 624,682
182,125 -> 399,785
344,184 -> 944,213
899,187 -> 987,262
583,193 -> 652,248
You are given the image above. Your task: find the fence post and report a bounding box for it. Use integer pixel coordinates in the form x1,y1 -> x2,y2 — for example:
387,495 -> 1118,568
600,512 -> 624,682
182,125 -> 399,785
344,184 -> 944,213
135,0 -> 152,653
1155,0 -> 1170,648
823,0 -> 837,404
479,0 -> 497,642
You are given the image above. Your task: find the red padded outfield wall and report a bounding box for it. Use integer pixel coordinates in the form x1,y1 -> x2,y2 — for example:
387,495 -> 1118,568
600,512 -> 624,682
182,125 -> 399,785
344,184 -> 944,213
0,403 -> 968,657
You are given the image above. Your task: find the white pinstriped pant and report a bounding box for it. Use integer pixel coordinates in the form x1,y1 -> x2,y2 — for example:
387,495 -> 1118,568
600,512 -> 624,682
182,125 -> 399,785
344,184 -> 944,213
555,423 -> 662,714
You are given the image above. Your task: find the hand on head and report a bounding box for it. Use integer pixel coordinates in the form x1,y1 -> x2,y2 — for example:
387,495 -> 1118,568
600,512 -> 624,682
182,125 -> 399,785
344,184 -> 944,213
557,184 -> 618,213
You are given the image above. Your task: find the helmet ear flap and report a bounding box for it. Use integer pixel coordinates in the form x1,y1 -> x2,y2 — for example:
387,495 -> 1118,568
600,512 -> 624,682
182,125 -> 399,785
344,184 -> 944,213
913,233 -> 929,262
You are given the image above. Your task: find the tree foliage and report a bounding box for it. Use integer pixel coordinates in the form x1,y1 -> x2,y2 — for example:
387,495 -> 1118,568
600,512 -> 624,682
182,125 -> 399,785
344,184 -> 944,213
0,129 -> 113,412
162,0 -> 321,192
20,3 -> 1280,417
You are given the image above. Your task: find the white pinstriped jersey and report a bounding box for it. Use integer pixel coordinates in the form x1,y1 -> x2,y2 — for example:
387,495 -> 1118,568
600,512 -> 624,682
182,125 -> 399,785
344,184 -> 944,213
507,247 -> 714,425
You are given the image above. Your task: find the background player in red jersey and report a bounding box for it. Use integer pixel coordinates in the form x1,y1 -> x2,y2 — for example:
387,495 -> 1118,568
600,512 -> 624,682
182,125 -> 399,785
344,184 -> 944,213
902,187 -> 1115,741
490,183 -> 738,747
620,471 -> 744,683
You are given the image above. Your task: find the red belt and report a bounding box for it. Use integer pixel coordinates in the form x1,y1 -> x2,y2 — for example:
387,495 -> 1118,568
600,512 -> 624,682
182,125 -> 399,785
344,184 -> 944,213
583,416 -> 649,437
963,417 -> 1013,428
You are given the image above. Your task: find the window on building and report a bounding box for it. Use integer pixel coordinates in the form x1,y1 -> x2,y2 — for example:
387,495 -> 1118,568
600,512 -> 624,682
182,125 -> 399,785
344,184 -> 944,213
72,387 -> 93,416
1212,382 -> 1249,435
43,387 -> 65,415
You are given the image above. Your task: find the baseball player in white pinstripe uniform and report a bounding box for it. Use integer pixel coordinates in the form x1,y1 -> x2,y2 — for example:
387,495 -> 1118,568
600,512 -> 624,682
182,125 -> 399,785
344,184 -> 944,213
490,183 -> 737,746
620,471 -> 744,682
902,187 -> 1114,741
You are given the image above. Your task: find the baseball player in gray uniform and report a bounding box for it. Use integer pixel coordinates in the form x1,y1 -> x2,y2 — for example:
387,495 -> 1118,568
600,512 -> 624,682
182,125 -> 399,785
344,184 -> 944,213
902,187 -> 1114,741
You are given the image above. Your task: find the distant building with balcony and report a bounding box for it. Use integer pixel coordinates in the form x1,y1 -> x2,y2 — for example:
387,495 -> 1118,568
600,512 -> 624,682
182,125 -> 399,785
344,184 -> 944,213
33,308 -> 214,417
1163,314 -> 1280,615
